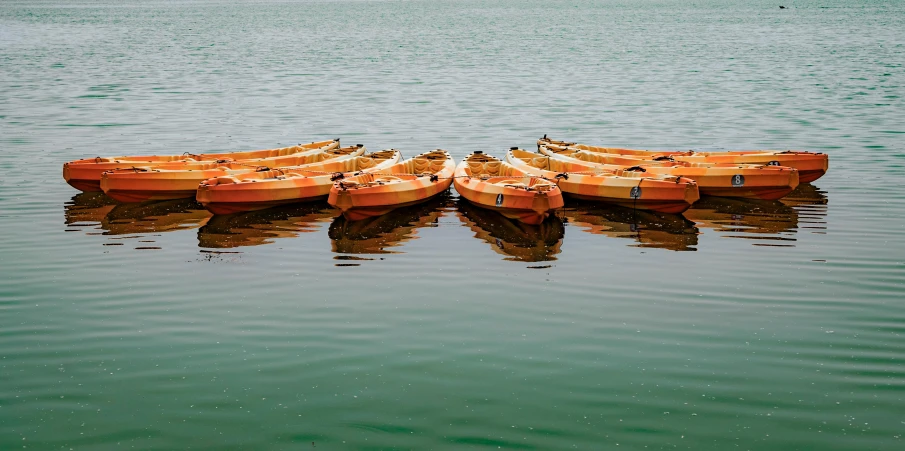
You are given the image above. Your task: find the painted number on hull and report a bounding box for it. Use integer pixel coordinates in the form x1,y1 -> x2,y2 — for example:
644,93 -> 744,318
496,193 -> 504,206
630,186 -> 642,199
732,174 -> 745,187
767,160 -> 781,166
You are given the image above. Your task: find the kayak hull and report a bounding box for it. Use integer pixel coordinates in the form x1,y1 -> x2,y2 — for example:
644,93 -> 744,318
651,167 -> 799,200
66,177 -> 103,193
539,136 -> 828,183
103,168 -> 261,202
198,177 -> 335,214
506,148 -> 699,214
102,145 -> 367,204
798,169 -> 825,184
63,139 -> 340,192
197,150 -> 401,215
538,146 -> 799,200
329,150 -> 456,221
453,152 -> 564,225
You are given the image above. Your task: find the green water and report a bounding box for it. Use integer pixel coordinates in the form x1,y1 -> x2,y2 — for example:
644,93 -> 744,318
2,0 -> 904,449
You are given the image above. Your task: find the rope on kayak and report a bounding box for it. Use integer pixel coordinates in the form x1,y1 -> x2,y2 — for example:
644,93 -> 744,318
216,166 -> 672,185
228,160 -> 268,169
551,170 -> 619,176
230,167 -> 682,184
537,154 -> 633,178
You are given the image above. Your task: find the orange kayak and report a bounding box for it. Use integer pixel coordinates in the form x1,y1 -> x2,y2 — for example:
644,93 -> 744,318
453,151 -> 564,225
507,148 -> 699,214
539,144 -> 799,200
196,150 -> 401,215
101,144 -> 366,203
539,135 -> 828,183
64,138 -> 340,192
328,150 -> 455,221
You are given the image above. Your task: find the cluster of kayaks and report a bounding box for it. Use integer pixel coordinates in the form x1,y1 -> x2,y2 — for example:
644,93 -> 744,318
63,136 -> 828,225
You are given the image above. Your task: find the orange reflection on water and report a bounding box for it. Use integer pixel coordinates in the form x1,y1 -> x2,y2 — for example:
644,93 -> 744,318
65,185 -> 828,254
456,199 -> 564,262
562,201 -> 699,251
684,184 -> 828,246
197,202 -> 336,249
329,194 -> 451,254
65,192 -> 212,235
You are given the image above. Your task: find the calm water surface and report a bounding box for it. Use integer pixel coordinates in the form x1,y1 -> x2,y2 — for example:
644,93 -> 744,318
2,0 -> 904,449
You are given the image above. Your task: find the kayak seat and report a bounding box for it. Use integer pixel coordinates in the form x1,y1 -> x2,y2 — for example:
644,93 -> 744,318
467,161 -> 502,177
413,157 -> 446,174
274,145 -> 306,157
356,156 -> 376,170
571,151 -> 596,163
529,157 -> 549,169
484,161 -> 501,174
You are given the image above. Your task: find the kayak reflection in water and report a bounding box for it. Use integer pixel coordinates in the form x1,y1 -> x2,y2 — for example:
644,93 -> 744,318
683,184 -> 828,246
197,202 -> 335,249
64,192 -> 211,236
328,192 -> 452,255
562,200 -> 699,252
455,198 -> 564,262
